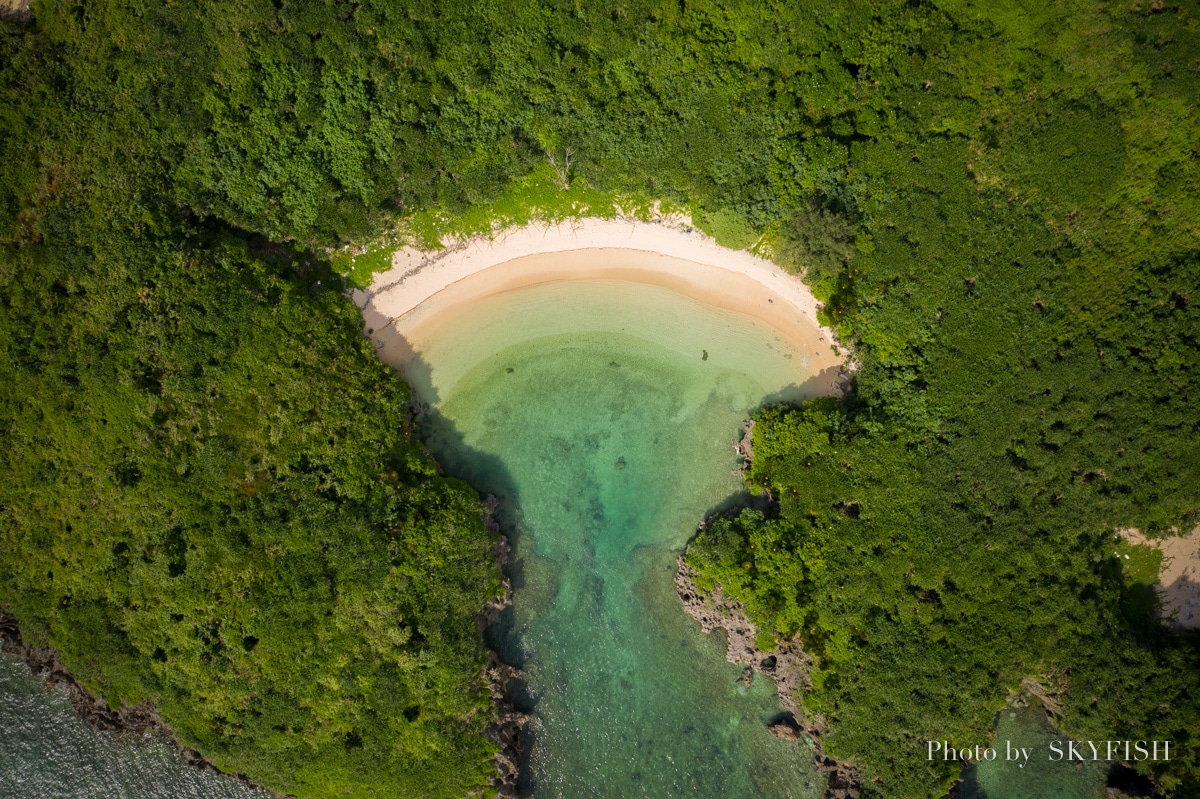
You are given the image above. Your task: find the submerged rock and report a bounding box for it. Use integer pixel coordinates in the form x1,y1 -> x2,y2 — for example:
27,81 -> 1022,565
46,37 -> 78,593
675,555 -> 862,799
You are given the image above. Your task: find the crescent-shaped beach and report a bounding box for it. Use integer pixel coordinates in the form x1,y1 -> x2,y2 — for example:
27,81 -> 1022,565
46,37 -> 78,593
354,218 -> 846,395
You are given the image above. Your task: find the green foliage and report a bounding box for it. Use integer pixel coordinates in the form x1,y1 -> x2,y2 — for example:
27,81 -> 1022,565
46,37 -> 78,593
333,242 -> 403,290
691,207 -> 759,250
685,3 -> 1200,794
4,1 -> 1200,798
774,202 -> 858,300
1118,541 -> 1164,589
0,224 -> 504,798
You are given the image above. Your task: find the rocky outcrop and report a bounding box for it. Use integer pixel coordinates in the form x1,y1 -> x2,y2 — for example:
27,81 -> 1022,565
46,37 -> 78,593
474,654 -> 526,799
675,556 -> 862,799
0,614 -> 274,793
0,0 -> 30,20
470,495 -> 529,799
733,419 -> 755,476
674,558 -> 807,714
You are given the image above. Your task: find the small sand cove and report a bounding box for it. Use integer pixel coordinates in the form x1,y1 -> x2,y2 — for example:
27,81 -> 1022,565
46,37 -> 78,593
350,218 -> 848,798
354,217 -> 844,390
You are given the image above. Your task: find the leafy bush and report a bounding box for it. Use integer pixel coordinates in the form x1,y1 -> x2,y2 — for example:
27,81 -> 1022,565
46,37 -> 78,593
3,1 -> 1200,797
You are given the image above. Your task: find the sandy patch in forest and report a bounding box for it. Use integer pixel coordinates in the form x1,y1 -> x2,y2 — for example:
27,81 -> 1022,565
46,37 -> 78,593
1121,526 -> 1200,631
354,218 -> 844,387
0,0 -> 30,18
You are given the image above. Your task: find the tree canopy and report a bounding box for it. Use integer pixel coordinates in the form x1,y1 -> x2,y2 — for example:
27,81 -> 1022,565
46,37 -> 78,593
2,1 -> 1198,797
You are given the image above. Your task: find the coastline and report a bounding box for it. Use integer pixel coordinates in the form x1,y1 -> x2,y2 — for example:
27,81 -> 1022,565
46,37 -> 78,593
674,555 -> 862,799
472,496 -> 528,799
0,488 -> 523,799
355,217 -> 827,328
0,614 -> 281,797
357,217 -> 850,795
355,218 -> 848,411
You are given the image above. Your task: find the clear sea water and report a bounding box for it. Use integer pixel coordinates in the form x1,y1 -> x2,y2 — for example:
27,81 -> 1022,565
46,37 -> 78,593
0,274 -> 1107,799
0,654 -> 268,799
406,279 -> 834,799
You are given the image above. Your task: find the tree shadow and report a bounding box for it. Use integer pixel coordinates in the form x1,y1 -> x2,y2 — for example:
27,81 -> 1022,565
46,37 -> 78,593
696,365 -> 847,526
1158,572 -> 1200,632
370,324 -> 541,787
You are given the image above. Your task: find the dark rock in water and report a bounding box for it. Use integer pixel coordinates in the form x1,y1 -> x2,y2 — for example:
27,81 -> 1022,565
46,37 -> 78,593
739,665 -> 754,688
767,713 -> 802,740
675,554 -> 863,799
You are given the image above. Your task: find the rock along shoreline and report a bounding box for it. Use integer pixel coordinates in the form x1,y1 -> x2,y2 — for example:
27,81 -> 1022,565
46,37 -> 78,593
0,495 -> 526,799
675,555 -> 862,799
472,494 -> 530,799
0,613 -> 281,796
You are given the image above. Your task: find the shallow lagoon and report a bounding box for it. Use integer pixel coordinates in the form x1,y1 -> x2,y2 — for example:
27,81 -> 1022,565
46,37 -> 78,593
402,278 -> 832,798
0,268 -> 1109,799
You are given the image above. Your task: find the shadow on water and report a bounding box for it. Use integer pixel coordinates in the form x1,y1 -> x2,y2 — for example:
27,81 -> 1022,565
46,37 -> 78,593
375,324 -> 848,798
375,326 -> 542,787
696,367 -> 845,530
943,704 -> 1133,799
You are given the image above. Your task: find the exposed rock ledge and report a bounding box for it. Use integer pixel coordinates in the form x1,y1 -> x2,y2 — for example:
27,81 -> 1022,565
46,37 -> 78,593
675,556 -> 861,799
0,495 -> 526,799
0,613 -> 277,795
470,494 -> 529,798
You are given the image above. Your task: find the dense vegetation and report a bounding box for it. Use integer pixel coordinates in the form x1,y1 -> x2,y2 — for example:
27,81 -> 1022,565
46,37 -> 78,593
0,228 -> 505,795
2,1 -> 1198,798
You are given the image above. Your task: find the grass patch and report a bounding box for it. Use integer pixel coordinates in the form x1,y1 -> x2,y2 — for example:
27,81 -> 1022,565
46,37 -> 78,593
1117,539 -> 1164,586
755,628 -> 778,652
332,243 -> 402,290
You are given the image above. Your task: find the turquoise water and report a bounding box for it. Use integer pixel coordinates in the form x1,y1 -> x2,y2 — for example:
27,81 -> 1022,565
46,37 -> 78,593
0,273 -> 1112,799
402,279 -> 830,798
0,653 -> 268,799
956,706 -> 1107,799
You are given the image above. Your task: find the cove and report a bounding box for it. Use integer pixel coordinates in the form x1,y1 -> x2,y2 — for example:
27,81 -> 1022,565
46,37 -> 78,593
383,259 -> 838,799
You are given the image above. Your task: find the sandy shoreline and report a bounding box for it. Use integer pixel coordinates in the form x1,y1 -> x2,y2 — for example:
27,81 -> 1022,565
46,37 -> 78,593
355,218 -> 843,382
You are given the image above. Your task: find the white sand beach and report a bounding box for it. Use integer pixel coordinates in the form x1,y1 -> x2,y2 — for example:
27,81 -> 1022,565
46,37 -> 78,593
355,218 -> 844,388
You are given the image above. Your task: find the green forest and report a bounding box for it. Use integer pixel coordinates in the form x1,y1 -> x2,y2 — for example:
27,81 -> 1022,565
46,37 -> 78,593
2,1 -> 1198,798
